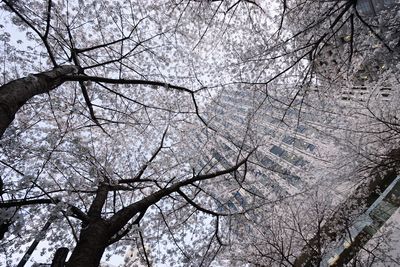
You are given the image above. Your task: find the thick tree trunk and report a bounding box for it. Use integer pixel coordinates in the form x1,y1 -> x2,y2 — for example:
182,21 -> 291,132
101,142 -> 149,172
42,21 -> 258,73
51,247 -> 69,267
66,220 -> 110,267
0,65 -> 78,139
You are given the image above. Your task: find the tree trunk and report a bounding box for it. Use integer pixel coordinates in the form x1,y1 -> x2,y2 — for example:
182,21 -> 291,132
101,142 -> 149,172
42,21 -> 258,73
0,65 -> 78,139
66,220 -> 110,267
51,247 -> 69,267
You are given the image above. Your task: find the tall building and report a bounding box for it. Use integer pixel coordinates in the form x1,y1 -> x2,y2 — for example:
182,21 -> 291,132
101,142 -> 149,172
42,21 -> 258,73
357,0 -> 397,16
295,169 -> 400,266
292,1 -> 400,262
193,85 -> 326,214
122,81 -> 399,265
313,0 -> 399,84
199,82 -> 400,266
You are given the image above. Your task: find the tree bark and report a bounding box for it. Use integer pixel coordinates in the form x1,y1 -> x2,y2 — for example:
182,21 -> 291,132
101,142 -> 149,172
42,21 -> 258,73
51,247 -> 69,267
0,65 -> 78,139
66,220 -> 110,267
63,158 -> 249,266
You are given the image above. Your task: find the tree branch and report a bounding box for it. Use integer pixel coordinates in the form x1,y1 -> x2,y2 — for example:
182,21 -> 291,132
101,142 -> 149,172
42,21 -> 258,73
108,152 -> 253,234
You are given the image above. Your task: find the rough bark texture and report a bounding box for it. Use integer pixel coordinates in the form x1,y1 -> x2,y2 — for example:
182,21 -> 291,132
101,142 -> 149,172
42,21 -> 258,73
0,222 -> 10,240
51,247 -> 69,267
0,65 -> 78,139
66,220 -> 110,267
62,156 -> 248,265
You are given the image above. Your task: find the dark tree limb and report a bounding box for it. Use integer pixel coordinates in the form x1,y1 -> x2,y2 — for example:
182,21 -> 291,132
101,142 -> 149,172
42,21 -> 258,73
118,127 -> 168,184
51,247 -> 69,267
0,66 -> 79,138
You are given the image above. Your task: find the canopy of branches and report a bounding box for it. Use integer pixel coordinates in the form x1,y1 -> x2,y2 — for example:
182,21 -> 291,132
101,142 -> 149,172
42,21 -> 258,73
0,0 -> 400,266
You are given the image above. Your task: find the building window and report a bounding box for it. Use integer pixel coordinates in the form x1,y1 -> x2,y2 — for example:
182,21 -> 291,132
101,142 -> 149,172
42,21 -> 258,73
227,200 -> 238,211
296,125 -> 306,133
261,156 -> 274,167
307,144 -> 316,151
357,0 -> 374,14
270,145 -> 285,157
233,191 -> 246,207
283,174 -> 301,185
357,0 -> 397,15
283,135 -> 295,145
